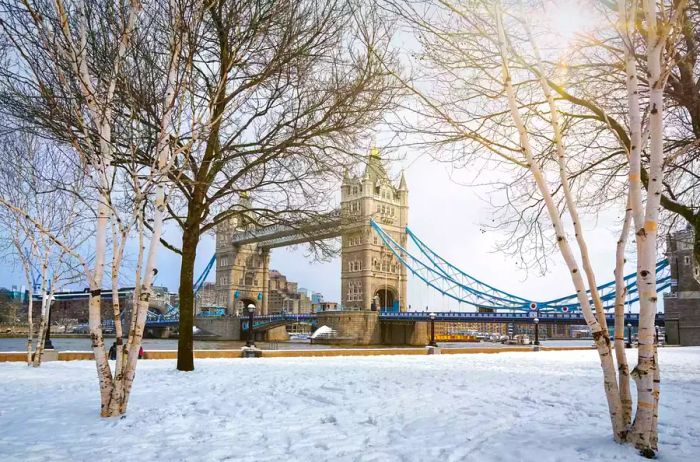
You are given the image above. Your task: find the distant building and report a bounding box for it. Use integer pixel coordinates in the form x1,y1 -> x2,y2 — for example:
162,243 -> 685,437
311,292 -> 324,305
197,282 -> 217,310
298,287 -> 312,298
664,228 -> 700,345
340,147 -> 408,311
313,302 -> 338,312
267,270 -> 315,314
30,286 -> 173,326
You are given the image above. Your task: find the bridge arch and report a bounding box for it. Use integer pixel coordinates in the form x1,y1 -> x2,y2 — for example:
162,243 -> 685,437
374,287 -> 397,311
235,298 -> 258,316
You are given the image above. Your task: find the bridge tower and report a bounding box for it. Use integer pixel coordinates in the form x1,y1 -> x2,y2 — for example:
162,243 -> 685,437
214,193 -> 270,315
340,147 -> 408,311
664,227 -> 700,345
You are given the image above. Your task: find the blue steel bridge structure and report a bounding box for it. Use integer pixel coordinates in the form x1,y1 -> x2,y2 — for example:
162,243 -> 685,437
142,219 -> 669,331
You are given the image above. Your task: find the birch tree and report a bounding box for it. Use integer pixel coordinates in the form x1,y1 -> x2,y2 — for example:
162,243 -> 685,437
0,0 -> 195,416
382,0 -> 685,456
0,134 -> 86,366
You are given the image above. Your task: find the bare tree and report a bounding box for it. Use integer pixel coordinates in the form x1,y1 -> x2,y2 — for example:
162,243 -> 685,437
381,0 -> 685,456
0,134 -> 86,366
122,0 -> 403,371
0,0 -> 194,416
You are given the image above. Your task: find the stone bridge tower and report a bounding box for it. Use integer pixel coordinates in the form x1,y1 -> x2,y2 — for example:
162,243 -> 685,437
664,228 -> 700,345
213,193 -> 270,315
340,147 -> 408,311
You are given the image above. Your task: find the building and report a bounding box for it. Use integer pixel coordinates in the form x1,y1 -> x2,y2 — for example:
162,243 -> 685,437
268,270 -> 316,314
311,292 -> 324,305
196,282 -> 218,313
313,302 -> 339,312
664,228 -> 700,345
340,147 -> 408,311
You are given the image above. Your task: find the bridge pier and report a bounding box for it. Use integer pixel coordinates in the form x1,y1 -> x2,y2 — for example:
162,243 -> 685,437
380,321 -> 429,346
260,325 -> 288,342
314,311 -> 381,345
195,317 -> 242,340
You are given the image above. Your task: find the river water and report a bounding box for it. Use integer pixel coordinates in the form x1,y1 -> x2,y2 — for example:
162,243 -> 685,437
0,337 -> 593,352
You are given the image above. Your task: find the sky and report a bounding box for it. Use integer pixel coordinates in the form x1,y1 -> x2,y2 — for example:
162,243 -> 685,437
0,147 -> 638,312
0,0 -> 651,312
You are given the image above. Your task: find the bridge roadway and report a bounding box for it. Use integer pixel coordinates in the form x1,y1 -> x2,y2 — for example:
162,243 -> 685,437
143,311 -> 664,329
230,210 -> 344,248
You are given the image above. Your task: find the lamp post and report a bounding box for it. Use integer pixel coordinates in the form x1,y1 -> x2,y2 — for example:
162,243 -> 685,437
246,303 -> 256,348
626,322 -> 633,349
533,317 -> 540,346
428,312 -> 437,347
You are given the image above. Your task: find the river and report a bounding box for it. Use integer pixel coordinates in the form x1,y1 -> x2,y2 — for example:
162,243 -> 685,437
0,337 -> 594,352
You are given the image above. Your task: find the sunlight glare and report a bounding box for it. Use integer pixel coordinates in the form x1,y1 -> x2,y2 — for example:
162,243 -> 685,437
544,0 -> 598,45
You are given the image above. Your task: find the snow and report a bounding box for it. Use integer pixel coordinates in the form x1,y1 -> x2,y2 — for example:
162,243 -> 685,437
311,325 -> 334,338
1,348 -> 699,462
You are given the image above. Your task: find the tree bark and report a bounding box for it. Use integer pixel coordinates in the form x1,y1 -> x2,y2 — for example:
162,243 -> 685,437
614,198 -> 633,427
177,218 -> 201,371
494,0 -> 624,439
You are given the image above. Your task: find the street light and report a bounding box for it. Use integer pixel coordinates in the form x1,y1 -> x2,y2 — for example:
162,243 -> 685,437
428,312 -> 438,347
533,317 -> 540,346
246,303 -> 256,348
628,322 -> 634,347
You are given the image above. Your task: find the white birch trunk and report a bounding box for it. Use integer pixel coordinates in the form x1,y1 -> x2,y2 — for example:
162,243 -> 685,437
25,285 -> 33,366
494,1 -> 624,439
32,248 -> 51,367
120,3 -> 181,408
628,0 -> 665,453
614,198 -> 633,426
17,240 -> 36,366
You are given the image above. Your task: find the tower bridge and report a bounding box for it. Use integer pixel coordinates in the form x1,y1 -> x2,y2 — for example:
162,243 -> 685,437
139,145 -> 679,344
213,146 -> 408,316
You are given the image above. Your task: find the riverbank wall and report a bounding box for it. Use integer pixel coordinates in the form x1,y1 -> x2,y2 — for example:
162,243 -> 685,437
0,345 -> 595,362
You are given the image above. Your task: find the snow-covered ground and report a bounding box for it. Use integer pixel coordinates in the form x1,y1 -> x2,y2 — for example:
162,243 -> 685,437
1,349 -> 699,462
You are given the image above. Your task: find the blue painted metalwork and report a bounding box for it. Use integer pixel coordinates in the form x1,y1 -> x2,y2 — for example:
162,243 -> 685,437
198,307 -> 226,317
377,311 -> 664,327
238,311 -> 664,331
240,313 -> 317,331
194,255 -> 217,295
371,219 -> 671,312
144,218 -> 672,329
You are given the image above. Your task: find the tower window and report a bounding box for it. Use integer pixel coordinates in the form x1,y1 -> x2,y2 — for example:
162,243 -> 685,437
684,256 -> 691,265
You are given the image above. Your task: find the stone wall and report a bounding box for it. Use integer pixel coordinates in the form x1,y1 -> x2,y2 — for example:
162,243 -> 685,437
315,311 -> 381,345
264,325 -> 289,342
195,316 -> 241,341
380,321 -> 429,346
664,297 -> 700,345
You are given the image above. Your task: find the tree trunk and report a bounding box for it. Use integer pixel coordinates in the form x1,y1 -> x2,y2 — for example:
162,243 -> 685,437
494,0 -> 624,439
614,199 -> 633,426
694,218 -> 700,283
32,252 -> 51,367
177,220 -> 200,371
628,1 -> 668,454
26,286 -> 33,366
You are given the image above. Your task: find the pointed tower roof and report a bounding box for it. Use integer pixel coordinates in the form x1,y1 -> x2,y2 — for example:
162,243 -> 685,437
363,145 -> 389,183
240,190 -> 251,204
398,171 -> 408,191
